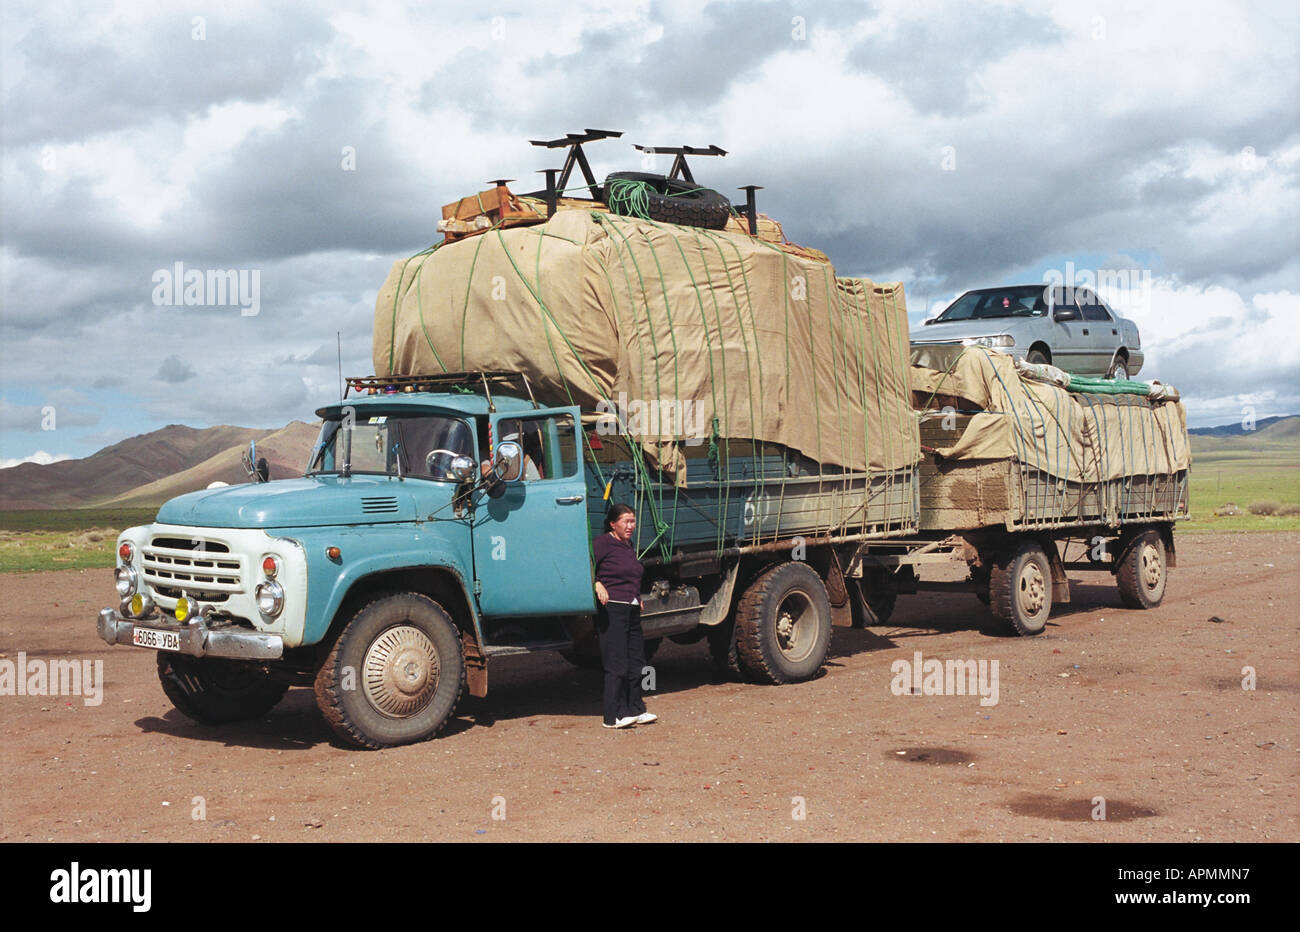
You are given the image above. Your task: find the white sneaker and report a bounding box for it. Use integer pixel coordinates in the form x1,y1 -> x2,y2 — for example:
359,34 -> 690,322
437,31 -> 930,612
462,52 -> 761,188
602,716 -> 638,729
635,712 -> 658,724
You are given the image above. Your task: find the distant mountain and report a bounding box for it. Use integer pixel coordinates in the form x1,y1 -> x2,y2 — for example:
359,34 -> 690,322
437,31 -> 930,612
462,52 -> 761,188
0,422 -> 319,510
1188,415 -> 1299,437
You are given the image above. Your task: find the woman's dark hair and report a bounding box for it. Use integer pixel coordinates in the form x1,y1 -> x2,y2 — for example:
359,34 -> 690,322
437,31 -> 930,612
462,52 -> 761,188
604,503 -> 635,531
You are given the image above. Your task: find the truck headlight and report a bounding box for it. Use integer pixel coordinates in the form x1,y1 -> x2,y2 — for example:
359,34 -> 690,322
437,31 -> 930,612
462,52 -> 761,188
256,581 -> 285,617
115,566 -> 138,597
962,335 -> 1015,348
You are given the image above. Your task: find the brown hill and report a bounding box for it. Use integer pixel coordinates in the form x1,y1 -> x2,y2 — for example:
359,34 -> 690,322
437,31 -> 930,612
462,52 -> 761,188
102,421 -> 320,507
0,422 -> 319,510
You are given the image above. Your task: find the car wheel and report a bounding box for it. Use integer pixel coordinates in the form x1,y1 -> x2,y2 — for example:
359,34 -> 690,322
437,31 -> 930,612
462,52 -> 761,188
1107,356 -> 1131,380
1025,348 -> 1050,366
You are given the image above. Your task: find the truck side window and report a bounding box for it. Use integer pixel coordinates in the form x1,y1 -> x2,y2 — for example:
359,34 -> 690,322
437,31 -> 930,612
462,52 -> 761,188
498,414 -> 579,481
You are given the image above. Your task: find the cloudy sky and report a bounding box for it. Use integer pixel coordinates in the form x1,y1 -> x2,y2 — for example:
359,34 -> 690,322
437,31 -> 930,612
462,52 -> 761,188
2,0 -> 1297,466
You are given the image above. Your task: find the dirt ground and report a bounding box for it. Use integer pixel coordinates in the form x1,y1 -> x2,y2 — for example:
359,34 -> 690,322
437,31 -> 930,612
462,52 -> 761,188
1,531 -> 1295,843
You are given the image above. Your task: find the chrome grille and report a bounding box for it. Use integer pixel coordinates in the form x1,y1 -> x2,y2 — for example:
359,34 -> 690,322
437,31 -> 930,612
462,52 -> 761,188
143,536 -> 244,595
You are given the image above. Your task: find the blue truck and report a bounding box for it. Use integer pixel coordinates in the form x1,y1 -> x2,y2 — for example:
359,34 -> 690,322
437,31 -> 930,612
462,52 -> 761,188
98,371 -> 923,748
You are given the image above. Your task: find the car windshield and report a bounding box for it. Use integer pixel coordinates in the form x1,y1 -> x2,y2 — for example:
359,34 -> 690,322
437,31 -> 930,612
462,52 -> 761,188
307,414 -> 475,481
935,286 -> 1053,321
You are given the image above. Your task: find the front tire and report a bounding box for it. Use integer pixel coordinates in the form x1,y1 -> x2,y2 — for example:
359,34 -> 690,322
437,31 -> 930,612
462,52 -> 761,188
1026,348 -> 1050,366
989,541 -> 1053,636
734,562 -> 832,684
314,593 -> 465,749
1116,530 -> 1167,609
156,653 -> 288,724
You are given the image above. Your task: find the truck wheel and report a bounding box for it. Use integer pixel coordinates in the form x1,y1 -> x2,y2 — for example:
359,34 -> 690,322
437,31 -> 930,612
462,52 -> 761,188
735,562 -> 832,684
314,593 -> 465,749
989,542 -> 1053,636
1116,529 -> 1167,609
851,568 -> 896,627
157,654 -> 288,724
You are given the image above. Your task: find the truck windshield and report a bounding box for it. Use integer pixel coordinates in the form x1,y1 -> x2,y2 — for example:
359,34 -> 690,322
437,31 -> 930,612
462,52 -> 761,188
307,414 -> 475,481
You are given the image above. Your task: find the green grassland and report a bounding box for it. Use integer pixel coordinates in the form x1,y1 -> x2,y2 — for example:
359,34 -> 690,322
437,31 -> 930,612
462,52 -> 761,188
1182,437 -> 1300,532
0,507 -> 157,574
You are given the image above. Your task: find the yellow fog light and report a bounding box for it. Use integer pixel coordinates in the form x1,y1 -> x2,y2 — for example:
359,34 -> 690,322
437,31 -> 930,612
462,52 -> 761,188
175,597 -> 191,622
130,593 -> 144,616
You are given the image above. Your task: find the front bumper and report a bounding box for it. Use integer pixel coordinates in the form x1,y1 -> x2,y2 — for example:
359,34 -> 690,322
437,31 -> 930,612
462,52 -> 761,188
97,608 -> 284,660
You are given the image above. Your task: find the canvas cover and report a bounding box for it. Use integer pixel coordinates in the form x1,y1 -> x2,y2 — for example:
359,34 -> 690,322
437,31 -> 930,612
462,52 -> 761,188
910,345 -> 1190,483
374,210 -> 918,482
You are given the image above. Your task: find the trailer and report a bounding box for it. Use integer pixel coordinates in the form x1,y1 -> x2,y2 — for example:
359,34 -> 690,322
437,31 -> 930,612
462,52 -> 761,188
844,345 -> 1189,636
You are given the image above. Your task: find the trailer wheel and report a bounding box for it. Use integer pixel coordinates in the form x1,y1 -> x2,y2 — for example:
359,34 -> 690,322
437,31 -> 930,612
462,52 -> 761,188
989,542 -> 1053,636
1116,529 -> 1167,609
735,562 -> 832,684
314,593 -> 465,749
157,654 -> 288,724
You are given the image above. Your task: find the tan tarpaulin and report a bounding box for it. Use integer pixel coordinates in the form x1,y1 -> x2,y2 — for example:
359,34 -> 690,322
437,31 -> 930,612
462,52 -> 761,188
910,347 -> 1189,482
374,210 -> 918,482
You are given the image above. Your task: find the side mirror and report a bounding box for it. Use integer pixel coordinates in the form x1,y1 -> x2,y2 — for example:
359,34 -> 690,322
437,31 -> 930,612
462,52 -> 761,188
1053,305 -> 1080,322
922,317 -> 936,326
493,440 -> 523,482
242,441 -> 269,482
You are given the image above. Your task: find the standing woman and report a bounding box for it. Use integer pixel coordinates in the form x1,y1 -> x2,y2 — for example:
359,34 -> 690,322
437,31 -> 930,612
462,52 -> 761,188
592,503 -> 657,729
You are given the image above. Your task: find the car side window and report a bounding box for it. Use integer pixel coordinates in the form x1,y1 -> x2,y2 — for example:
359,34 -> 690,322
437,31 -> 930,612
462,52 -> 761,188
1078,289 -> 1112,322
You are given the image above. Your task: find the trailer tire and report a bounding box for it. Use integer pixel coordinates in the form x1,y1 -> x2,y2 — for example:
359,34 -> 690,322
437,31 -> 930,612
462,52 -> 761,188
314,593 -> 465,749
157,654 -> 288,724
989,542 -> 1053,636
735,562 -> 832,684
1116,529 -> 1167,609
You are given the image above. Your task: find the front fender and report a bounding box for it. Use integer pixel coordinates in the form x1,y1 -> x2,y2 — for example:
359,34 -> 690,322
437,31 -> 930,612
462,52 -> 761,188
285,524 -> 480,647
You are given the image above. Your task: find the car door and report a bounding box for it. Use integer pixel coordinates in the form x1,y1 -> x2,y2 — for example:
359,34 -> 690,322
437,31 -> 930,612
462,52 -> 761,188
471,406 -> 595,617
1047,287 -> 1092,373
1078,289 -> 1120,373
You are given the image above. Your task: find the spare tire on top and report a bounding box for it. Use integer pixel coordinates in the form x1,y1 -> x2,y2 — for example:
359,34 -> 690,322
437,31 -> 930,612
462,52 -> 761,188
603,171 -> 733,230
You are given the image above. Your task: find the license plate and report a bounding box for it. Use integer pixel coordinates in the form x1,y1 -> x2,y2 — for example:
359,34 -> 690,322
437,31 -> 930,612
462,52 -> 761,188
132,626 -> 181,652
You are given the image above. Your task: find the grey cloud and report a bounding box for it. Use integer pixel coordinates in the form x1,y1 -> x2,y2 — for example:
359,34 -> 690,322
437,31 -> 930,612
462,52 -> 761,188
846,6 -> 1062,115
428,0 -> 872,131
154,355 -> 195,384
5,8 -> 334,146
0,398 -> 98,432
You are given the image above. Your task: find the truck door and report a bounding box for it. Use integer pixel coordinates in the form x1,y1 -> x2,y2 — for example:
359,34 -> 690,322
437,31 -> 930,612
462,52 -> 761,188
471,406 -> 596,617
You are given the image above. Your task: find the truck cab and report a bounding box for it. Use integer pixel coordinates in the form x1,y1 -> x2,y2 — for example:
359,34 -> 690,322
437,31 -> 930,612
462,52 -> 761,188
97,372 -> 601,748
